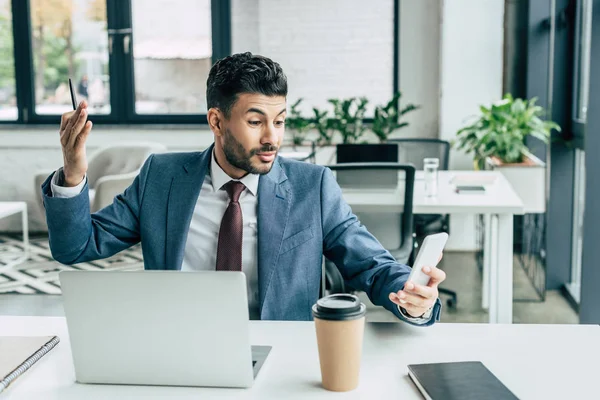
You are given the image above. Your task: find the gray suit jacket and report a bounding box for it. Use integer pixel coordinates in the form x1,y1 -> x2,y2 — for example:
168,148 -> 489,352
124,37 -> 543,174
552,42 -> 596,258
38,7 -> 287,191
42,145 -> 441,324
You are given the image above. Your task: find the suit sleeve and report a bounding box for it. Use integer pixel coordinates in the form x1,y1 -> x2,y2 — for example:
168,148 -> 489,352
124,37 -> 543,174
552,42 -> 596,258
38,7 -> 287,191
320,167 -> 441,326
41,155 -> 154,265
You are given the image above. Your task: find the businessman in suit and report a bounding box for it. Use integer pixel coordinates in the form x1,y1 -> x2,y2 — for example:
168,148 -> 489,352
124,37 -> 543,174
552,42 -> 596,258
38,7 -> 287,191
42,52 -> 446,325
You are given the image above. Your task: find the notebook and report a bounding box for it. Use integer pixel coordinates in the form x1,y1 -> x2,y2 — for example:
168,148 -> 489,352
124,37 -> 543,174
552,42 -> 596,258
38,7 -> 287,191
407,361 -> 519,400
0,336 -> 60,393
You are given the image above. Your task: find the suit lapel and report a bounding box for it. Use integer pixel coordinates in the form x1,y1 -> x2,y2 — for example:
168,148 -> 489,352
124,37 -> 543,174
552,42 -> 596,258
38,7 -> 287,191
257,158 -> 291,315
165,146 -> 213,270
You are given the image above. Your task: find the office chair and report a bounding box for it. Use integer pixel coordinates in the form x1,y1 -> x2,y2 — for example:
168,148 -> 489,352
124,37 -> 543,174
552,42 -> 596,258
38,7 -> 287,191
323,163 -> 416,295
34,142 -> 167,224
388,138 -> 456,308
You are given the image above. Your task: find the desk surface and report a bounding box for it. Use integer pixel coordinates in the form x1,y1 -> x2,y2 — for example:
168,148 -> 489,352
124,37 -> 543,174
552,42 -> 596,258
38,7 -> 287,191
2,317 -> 598,399
342,171 -> 525,215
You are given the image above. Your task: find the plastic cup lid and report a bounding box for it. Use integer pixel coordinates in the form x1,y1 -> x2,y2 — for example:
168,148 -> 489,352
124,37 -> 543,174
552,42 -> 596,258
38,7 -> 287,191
312,294 -> 367,321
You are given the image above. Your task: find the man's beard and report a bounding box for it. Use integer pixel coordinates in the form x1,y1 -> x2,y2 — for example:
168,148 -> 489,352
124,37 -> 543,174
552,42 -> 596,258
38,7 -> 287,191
222,128 -> 278,175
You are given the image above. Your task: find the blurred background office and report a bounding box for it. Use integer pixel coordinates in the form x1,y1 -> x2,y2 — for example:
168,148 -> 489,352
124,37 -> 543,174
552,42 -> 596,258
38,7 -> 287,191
0,0 -> 599,326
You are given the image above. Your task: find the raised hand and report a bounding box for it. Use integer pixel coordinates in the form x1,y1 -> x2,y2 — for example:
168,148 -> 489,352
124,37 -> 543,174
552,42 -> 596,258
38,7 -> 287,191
59,100 -> 92,186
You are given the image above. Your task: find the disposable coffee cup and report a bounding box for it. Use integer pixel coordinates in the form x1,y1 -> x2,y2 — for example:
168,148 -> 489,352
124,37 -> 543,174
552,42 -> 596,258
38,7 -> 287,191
312,294 -> 367,392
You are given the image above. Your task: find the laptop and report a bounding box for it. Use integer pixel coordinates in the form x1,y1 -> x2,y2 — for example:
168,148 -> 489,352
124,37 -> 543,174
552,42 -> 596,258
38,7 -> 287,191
59,270 -> 271,388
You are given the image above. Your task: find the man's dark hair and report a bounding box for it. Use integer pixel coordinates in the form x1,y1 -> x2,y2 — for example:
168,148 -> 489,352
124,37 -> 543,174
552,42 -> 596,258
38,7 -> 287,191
206,52 -> 288,118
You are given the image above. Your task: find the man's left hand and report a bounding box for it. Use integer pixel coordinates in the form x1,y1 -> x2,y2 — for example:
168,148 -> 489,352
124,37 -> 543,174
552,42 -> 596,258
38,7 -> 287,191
389,264 -> 447,318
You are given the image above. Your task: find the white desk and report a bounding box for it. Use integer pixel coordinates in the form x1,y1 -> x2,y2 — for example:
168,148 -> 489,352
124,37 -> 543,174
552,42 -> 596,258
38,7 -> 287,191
0,202 -> 29,273
2,317 -> 598,399
341,171 -> 525,324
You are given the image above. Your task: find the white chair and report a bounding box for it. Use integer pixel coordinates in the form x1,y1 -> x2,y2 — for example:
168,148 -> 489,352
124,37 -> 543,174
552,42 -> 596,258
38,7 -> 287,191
34,142 -> 168,221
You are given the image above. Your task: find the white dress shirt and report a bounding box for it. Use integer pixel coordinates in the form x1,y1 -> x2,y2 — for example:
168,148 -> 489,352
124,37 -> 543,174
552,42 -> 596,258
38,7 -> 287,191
50,153 -> 430,323
179,152 -> 260,319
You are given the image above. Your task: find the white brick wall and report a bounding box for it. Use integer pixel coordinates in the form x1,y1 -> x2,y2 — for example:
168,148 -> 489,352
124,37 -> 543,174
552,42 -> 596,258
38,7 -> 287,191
232,0 -> 394,115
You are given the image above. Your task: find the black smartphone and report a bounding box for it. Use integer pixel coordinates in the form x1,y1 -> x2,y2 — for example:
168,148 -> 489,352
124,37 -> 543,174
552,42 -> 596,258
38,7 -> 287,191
68,78 -> 77,110
455,185 -> 486,194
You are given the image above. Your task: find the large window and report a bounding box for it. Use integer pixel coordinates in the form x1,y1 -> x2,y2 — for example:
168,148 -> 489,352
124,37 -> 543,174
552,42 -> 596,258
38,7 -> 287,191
0,0 -> 16,121
3,0 -> 229,124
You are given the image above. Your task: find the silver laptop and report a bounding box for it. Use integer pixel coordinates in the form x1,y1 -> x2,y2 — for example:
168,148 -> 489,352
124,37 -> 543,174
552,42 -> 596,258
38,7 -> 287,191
59,270 -> 271,388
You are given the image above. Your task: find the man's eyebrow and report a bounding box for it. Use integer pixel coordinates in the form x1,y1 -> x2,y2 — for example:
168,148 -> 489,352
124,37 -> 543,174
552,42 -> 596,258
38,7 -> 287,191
245,108 -> 287,116
246,108 -> 266,115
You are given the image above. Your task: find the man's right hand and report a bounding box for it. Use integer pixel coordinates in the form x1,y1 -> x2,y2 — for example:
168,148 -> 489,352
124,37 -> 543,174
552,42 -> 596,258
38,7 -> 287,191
60,100 -> 93,187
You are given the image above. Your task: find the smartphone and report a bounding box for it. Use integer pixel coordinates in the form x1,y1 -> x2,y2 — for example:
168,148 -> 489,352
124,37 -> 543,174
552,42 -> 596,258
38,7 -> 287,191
407,232 -> 448,286
455,185 -> 486,194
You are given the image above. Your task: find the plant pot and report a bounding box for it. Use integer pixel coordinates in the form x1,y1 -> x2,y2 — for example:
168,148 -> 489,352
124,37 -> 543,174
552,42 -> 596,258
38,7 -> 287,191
336,143 -> 398,163
486,152 -> 546,213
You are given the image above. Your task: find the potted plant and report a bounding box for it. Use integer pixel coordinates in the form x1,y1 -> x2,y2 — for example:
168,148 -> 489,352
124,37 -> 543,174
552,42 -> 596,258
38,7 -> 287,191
454,94 -> 561,212
285,98 -> 313,149
312,107 -> 336,146
372,92 -> 420,143
311,97 -> 371,164
455,94 -> 560,169
335,93 -> 419,163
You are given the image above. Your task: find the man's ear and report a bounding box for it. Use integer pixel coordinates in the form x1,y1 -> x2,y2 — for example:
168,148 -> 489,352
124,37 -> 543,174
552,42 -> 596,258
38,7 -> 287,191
207,108 -> 223,136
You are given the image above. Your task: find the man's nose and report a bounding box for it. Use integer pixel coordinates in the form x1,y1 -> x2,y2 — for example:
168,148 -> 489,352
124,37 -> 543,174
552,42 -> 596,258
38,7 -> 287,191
261,123 -> 278,146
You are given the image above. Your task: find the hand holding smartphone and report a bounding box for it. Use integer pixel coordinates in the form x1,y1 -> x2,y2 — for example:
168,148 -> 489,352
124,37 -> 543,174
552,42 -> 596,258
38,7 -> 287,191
407,233 -> 448,286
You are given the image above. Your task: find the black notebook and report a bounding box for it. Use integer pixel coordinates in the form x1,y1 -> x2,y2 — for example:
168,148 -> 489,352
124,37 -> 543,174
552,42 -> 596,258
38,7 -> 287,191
408,361 -> 519,400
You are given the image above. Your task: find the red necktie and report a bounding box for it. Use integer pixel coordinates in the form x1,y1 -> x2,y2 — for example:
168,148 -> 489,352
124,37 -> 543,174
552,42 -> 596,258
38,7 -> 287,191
216,181 -> 245,271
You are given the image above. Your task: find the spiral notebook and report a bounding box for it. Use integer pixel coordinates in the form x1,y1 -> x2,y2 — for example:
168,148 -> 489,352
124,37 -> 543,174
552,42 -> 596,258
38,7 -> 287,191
0,336 -> 60,393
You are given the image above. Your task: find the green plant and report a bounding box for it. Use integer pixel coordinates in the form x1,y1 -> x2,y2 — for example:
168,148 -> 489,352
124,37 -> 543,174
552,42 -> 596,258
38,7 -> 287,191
372,92 -> 420,142
328,97 -> 369,144
312,107 -> 336,145
285,98 -> 313,148
455,94 -> 561,169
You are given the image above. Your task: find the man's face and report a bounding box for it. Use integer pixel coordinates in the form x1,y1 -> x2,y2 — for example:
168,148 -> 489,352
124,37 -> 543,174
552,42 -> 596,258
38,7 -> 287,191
217,93 -> 286,175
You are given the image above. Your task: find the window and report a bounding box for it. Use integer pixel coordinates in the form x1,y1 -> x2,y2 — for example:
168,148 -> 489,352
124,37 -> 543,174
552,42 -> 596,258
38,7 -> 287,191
574,0 -> 593,122
3,0 -> 229,124
568,0 -> 593,305
131,0 -> 212,115
0,0 -> 16,121
231,0 -> 398,116
29,0 -> 110,116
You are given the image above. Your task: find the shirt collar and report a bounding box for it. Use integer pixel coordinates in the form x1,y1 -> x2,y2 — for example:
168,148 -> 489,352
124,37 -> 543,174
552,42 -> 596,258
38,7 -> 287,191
210,150 -> 259,196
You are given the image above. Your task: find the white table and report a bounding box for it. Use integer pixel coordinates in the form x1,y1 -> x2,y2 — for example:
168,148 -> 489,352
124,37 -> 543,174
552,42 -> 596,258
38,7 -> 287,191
2,317 -> 598,399
341,171 -> 525,324
0,202 -> 29,273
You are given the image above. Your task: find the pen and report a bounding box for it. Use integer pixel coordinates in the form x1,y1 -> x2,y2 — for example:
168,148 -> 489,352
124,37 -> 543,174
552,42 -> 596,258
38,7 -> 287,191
68,78 -> 77,110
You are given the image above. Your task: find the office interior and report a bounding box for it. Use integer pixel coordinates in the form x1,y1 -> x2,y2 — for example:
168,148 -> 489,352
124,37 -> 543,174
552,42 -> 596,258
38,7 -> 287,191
2,0 -> 600,398
2,0 -> 598,324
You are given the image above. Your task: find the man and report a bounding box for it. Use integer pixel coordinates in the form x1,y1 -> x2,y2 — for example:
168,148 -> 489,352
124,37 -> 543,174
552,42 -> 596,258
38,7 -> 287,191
42,52 -> 446,325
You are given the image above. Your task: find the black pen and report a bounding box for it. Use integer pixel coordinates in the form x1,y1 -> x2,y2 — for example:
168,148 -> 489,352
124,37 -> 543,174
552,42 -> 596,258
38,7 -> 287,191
68,78 -> 77,110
